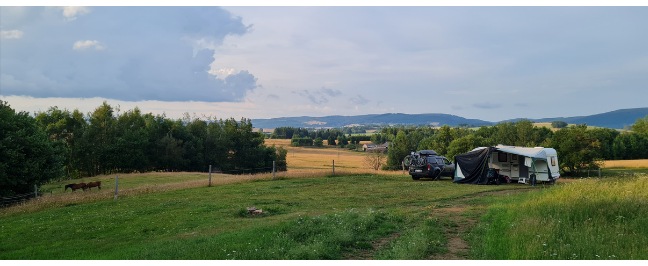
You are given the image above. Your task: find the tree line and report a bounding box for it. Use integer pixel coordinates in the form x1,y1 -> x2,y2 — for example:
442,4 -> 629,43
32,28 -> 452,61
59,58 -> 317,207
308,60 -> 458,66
379,118 -> 648,175
271,127 -> 371,148
1,101 -> 286,197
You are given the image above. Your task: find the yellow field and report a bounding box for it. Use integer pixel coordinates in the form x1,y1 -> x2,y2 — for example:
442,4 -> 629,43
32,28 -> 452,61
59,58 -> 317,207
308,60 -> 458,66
264,139 -> 397,175
602,159 -> 648,168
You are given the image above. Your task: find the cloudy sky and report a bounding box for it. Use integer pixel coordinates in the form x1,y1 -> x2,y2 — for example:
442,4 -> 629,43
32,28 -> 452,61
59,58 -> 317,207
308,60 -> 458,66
1,3 -> 647,122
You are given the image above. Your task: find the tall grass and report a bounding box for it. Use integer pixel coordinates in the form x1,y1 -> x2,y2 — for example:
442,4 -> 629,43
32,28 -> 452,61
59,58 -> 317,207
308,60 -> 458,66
470,175 -> 648,259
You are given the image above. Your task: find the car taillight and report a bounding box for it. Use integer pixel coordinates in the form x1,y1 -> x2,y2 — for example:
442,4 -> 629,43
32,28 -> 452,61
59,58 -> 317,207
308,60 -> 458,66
427,164 -> 431,171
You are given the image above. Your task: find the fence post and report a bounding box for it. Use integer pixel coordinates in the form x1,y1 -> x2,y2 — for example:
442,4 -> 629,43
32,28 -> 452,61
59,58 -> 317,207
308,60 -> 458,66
114,175 -> 119,201
332,160 -> 335,176
209,165 -> 212,187
402,161 -> 405,175
272,161 -> 276,180
34,184 -> 38,197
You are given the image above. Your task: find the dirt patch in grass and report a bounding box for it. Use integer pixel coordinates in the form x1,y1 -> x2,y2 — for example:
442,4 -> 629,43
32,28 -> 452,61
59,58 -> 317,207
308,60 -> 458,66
429,188 -> 535,260
344,232 -> 402,260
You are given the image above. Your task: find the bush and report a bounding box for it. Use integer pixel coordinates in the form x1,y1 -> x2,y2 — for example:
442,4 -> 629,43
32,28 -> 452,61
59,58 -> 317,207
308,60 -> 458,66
551,121 -> 568,128
314,137 -> 324,147
291,137 -> 314,147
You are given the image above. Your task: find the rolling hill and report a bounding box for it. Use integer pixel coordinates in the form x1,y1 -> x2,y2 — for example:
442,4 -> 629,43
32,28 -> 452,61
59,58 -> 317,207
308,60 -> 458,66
252,107 -> 648,129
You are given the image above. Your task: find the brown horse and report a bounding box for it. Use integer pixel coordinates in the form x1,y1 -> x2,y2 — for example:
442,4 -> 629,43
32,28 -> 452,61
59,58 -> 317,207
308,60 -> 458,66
86,181 -> 101,190
64,183 -> 87,191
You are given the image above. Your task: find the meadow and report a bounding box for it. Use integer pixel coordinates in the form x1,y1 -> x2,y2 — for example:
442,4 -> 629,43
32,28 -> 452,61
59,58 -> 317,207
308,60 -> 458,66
2,140 -> 648,259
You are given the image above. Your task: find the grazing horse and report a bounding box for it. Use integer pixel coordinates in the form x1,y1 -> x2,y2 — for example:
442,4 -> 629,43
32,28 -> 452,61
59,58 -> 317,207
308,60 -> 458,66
86,181 -> 101,190
64,183 -> 87,192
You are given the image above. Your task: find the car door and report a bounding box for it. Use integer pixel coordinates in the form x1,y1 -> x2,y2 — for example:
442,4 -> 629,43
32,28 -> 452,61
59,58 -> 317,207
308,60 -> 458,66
441,157 -> 454,176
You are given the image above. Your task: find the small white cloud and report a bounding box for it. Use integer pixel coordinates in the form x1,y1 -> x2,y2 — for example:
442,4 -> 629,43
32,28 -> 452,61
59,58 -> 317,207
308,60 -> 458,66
211,68 -> 237,78
0,30 -> 23,39
73,40 -> 104,51
61,7 -> 90,21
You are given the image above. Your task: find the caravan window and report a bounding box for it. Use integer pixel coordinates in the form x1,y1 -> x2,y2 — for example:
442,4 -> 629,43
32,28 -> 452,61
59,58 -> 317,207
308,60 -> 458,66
551,156 -> 557,166
497,152 -> 508,162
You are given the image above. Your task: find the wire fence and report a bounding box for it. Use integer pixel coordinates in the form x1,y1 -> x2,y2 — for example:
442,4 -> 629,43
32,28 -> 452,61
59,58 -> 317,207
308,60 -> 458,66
213,166 -> 275,175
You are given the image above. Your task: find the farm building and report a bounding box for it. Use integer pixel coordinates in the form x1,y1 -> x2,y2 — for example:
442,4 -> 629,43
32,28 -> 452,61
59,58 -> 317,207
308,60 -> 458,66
453,145 -> 559,185
362,142 -> 390,152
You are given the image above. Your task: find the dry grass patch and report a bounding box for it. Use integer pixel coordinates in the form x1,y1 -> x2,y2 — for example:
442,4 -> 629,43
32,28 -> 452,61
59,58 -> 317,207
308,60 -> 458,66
265,138 -> 390,172
602,159 -> 648,168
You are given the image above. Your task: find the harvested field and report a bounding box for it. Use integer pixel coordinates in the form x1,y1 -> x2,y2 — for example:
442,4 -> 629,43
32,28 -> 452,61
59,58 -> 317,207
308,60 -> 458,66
602,159 -> 648,168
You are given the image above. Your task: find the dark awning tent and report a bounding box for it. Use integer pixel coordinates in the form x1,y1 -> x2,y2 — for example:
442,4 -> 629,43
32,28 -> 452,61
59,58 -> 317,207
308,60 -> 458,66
453,147 -> 496,184
453,145 -> 559,184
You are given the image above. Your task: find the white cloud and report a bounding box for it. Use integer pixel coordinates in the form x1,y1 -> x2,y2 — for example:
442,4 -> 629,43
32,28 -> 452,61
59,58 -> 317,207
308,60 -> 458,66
211,67 -> 237,78
61,7 -> 90,21
0,30 -> 23,39
72,40 -> 105,50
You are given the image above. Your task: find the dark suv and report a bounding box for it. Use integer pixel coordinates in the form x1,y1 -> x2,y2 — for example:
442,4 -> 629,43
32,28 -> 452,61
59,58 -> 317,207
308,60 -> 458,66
405,150 -> 455,180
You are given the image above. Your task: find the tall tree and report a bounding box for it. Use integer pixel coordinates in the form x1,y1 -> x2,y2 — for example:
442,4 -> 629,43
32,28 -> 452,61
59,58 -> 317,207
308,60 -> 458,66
384,130 -> 410,170
632,115 -> 648,136
550,124 -> 602,175
1,101 -> 64,196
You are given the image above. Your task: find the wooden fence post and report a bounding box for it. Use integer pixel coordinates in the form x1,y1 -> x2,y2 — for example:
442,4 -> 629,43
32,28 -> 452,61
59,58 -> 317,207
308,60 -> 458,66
272,161 -> 276,180
209,165 -> 212,187
34,184 -> 38,197
114,175 -> 119,201
332,160 -> 335,176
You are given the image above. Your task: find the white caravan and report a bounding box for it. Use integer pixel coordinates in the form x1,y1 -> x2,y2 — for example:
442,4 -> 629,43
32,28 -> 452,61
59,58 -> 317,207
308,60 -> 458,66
454,145 -> 560,184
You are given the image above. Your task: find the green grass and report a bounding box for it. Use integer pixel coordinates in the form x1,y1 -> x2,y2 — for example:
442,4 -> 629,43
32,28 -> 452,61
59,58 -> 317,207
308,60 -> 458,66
469,175 -> 648,259
1,174 -> 520,259
5,171 -> 647,260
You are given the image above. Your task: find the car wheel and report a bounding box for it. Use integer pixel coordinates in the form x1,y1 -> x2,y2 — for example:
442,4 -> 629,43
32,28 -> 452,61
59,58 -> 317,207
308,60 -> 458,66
411,175 -> 420,180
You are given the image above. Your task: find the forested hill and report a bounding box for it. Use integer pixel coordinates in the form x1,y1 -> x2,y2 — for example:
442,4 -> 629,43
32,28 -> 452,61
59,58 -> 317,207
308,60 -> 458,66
252,108 -> 648,129
251,113 -> 492,129
520,108 -> 648,129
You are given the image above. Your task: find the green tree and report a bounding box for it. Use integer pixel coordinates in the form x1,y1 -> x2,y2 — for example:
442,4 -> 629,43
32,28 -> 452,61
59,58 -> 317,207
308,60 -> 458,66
632,115 -> 648,136
114,108 -> 150,172
314,137 -> 324,147
82,101 -> 118,175
384,130 -> 409,170
1,101 -> 64,196
446,135 -> 487,160
551,121 -> 568,128
550,125 -> 602,175
35,107 -> 87,178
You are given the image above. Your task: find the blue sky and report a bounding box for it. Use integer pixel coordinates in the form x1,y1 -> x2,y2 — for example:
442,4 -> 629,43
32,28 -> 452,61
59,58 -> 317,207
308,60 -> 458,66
1,4 -> 647,122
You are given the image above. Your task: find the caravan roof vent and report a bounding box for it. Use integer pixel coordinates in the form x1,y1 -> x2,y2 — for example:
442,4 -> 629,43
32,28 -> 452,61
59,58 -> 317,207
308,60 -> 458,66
534,147 -> 544,149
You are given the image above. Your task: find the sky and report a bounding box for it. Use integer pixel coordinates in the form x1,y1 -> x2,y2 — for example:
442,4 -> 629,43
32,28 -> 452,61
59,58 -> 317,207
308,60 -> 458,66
1,2 -> 648,123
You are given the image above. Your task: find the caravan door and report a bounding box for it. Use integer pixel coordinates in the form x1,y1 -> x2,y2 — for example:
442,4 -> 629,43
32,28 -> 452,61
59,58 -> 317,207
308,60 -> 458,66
511,154 -> 520,178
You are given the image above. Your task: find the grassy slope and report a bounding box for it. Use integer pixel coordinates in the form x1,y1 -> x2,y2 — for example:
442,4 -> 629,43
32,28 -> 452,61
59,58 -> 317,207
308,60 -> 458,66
469,176 -> 648,259
0,174 -> 522,259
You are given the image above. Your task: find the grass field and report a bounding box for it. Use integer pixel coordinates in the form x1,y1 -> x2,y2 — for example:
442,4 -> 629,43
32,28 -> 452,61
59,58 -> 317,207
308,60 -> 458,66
602,159 -> 648,168
0,174 -> 526,259
470,175 -> 648,259
3,139 -> 648,259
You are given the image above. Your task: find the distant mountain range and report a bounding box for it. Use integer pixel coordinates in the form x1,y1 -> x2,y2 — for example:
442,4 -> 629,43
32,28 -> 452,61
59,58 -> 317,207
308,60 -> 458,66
251,107 -> 648,130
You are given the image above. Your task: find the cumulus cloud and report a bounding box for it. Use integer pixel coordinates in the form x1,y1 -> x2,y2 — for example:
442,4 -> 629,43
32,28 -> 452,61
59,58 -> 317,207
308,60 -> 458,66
0,30 -> 23,39
73,40 -> 104,50
0,7 -> 255,102
61,7 -> 90,21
